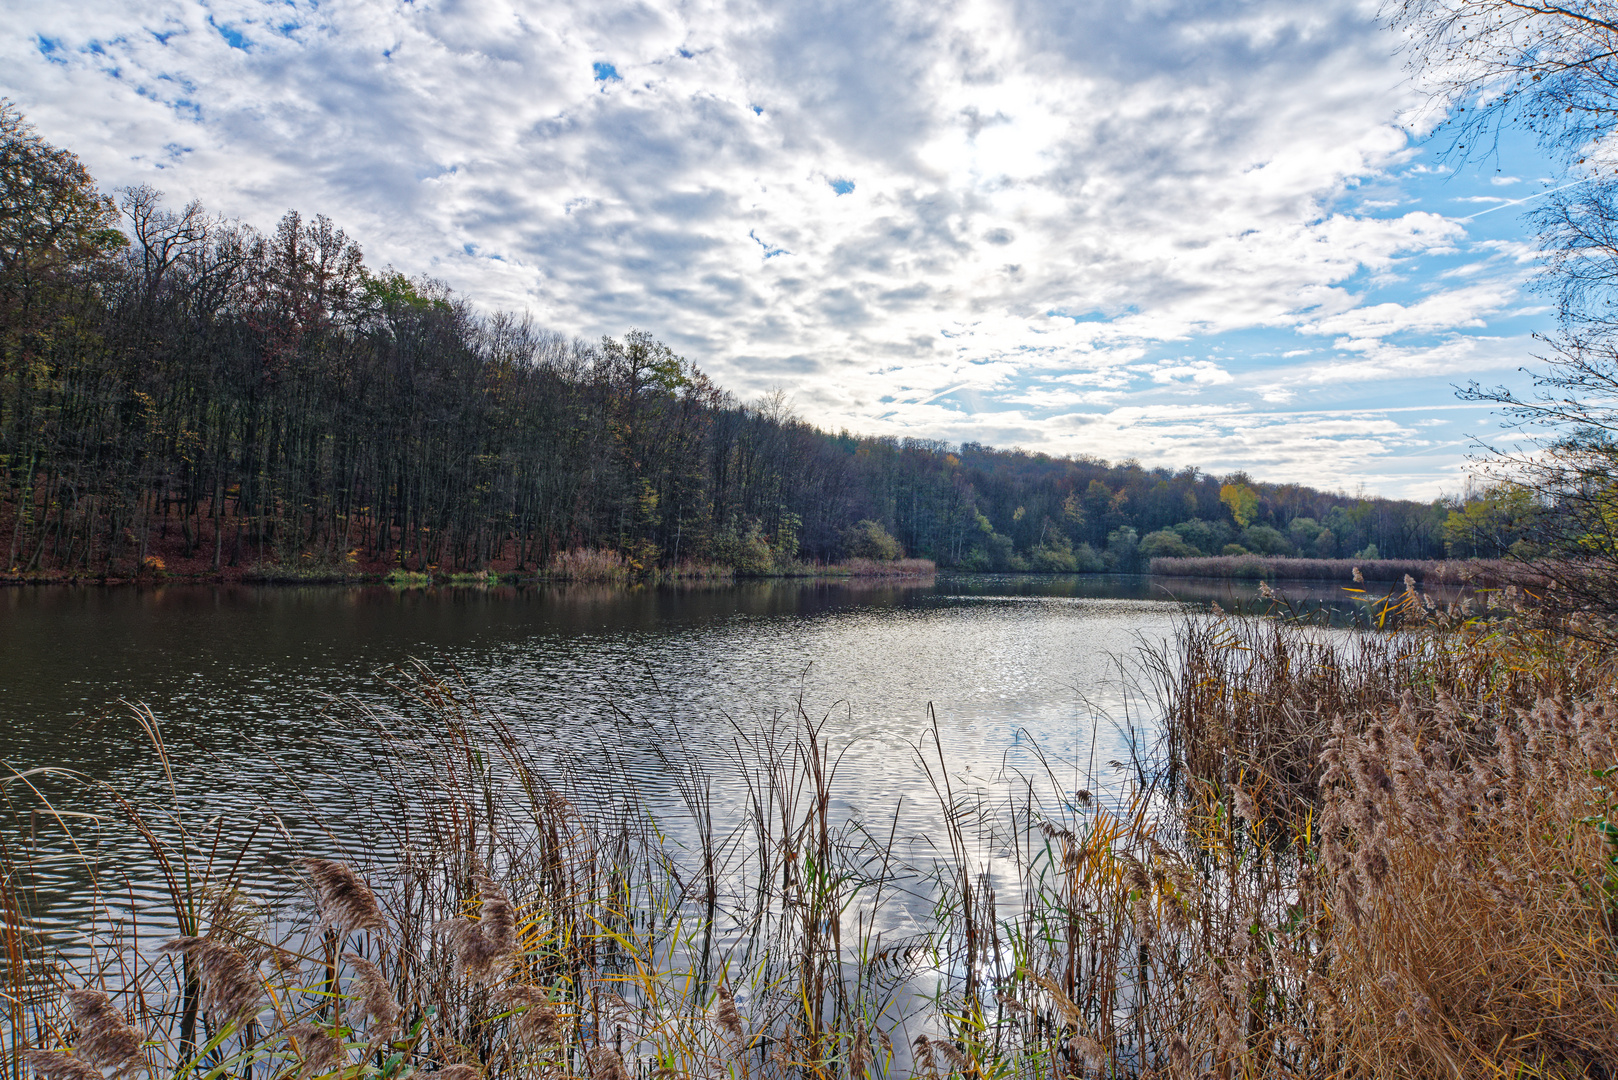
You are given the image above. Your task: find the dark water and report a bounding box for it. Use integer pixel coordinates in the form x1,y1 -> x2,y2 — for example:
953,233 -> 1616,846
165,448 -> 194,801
0,572 -> 1347,939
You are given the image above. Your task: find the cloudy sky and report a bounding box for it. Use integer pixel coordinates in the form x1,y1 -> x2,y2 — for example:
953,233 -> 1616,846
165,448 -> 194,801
2,0 -> 1560,498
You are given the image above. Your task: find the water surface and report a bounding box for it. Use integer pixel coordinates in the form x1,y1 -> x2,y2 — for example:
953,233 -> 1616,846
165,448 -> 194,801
1,573 -> 1306,938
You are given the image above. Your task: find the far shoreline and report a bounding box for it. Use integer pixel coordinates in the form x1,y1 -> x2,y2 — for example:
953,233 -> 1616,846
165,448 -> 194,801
0,554 -> 1532,590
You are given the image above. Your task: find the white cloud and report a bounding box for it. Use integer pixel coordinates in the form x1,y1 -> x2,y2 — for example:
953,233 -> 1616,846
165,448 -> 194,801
1299,281 -> 1517,341
1134,359 -> 1235,387
0,0 -> 1555,494
1283,332 -> 1533,385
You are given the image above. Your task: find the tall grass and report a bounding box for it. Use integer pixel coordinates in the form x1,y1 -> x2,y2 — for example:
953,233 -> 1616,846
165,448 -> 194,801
546,549 -> 634,583
7,593 -> 1618,1078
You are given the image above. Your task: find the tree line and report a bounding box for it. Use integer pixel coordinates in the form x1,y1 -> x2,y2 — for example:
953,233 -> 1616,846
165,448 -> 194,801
0,101 -> 1456,578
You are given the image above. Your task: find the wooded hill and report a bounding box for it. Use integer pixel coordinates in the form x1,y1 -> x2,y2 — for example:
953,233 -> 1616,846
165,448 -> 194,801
1,104 -> 1454,578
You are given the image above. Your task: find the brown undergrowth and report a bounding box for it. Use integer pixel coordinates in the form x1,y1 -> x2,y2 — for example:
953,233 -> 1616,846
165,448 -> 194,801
1149,584 -> 1618,1076
5,585 -> 1618,1079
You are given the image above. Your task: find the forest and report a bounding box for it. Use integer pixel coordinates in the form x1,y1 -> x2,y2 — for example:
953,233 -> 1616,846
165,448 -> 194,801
1,103 -> 1455,579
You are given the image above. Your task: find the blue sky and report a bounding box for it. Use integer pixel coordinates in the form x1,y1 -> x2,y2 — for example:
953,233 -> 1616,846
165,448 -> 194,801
0,0 -> 1566,498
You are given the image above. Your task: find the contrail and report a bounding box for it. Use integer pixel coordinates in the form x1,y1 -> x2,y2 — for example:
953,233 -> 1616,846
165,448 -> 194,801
910,382 -> 972,407
1460,175 -> 1595,220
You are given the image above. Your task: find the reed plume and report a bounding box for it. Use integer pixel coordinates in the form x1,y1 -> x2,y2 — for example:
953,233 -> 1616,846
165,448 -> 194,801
288,1024 -> 345,1078
21,1052 -> 101,1080
498,986 -> 563,1045
61,990 -> 144,1075
586,1045 -> 629,1080
712,986 -> 743,1045
156,937 -> 261,1026
912,1034 -> 937,1078
342,953 -> 399,1032
848,1022 -> 872,1080
436,873 -> 516,982
300,858 -> 386,935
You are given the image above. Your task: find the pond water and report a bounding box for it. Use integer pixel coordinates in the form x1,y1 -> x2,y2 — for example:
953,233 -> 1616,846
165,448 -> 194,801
0,572 -> 1363,941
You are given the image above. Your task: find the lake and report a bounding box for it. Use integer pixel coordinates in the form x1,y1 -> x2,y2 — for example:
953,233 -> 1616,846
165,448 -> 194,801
1,573 -> 1347,942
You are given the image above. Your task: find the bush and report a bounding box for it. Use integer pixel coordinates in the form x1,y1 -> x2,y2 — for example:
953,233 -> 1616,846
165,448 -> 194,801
1030,544 -> 1077,572
985,531 -> 1015,569
1073,542 -> 1105,572
716,517 -> 776,573
1139,529 -> 1200,558
1173,518 -> 1231,553
1238,524 -> 1293,556
842,519 -> 903,561
1104,525 -> 1140,571
1286,516 -> 1323,547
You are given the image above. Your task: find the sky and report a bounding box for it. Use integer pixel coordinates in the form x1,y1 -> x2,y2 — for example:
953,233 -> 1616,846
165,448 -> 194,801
0,0 -> 1567,499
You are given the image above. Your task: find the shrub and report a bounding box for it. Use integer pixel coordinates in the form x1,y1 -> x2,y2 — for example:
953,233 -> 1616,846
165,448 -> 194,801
1104,525 -> 1140,570
1072,541 -> 1105,571
1139,529 -> 1199,558
842,519 -> 903,561
1238,524 -> 1293,556
985,531 -> 1015,569
1030,543 -> 1077,572
715,517 -> 776,573
1147,555 -> 1534,583
1173,518 -> 1232,553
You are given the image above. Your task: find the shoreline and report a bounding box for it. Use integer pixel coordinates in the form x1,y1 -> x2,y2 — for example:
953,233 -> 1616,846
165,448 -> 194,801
0,560 -> 939,588
0,557 -> 1521,589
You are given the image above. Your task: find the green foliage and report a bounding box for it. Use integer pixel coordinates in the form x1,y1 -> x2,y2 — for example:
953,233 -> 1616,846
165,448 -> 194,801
362,270 -> 448,313
716,517 -> 776,574
1287,516 -> 1323,545
1029,526 -> 1078,571
1139,528 -> 1200,558
842,519 -> 903,561
1239,524 -> 1293,556
984,531 -> 1016,569
1443,484 -> 1539,558
1104,525 -> 1140,570
1173,518 -> 1230,554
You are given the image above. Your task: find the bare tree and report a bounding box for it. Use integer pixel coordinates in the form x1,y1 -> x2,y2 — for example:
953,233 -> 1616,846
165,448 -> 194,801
1389,1 -> 1618,167
1393,2 -> 1618,613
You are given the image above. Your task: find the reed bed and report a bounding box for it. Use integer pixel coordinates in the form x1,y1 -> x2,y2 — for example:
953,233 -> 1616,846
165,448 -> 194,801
546,549 -> 635,583
6,589 -> 1618,1079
